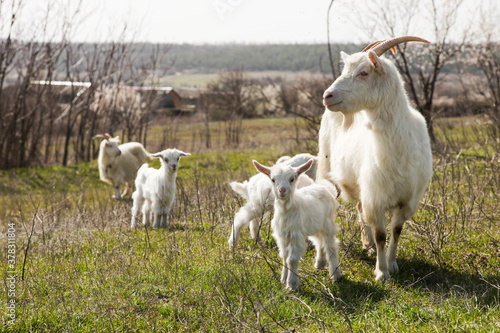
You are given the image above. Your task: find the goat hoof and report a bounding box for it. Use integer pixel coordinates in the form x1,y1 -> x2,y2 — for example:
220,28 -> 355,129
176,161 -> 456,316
388,261 -> 399,275
374,269 -> 390,282
331,271 -> 342,282
228,237 -> 239,250
287,280 -> 300,291
314,259 -> 327,270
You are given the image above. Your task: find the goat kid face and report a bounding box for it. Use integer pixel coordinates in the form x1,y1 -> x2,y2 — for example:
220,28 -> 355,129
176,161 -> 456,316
323,50 -> 389,113
253,159 -> 313,200
152,149 -> 191,173
103,136 -> 121,157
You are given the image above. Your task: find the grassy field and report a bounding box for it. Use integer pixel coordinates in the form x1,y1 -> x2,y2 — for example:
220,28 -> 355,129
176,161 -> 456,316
1,116 -> 499,332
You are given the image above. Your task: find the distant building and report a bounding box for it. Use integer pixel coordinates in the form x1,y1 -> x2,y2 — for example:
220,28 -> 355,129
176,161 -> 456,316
30,81 -> 201,114
30,80 -> 91,104
134,86 -> 183,110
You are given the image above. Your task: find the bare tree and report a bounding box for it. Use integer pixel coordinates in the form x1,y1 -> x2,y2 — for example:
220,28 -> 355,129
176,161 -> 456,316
208,69 -> 254,147
473,0 -> 500,130
0,0 -> 171,169
197,92 -> 213,149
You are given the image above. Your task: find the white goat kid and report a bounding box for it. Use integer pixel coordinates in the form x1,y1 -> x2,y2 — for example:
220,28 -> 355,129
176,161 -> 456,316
131,149 -> 190,229
228,153 -> 317,249
254,159 -> 341,290
318,36 -> 433,282
95,133 -> 151,200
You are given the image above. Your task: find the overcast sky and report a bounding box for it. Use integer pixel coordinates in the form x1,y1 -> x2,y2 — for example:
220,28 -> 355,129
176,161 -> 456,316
0,0 -> 493,44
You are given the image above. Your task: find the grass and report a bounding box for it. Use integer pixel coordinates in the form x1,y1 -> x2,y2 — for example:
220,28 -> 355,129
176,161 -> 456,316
1,116 -> 500,332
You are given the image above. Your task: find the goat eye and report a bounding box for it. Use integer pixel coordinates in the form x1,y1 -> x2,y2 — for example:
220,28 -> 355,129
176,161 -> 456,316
271,179 -> 275,184
165,158 -> 169,163
290,177 -> 295,183
177,157 -> 180,162
357,71 -> 369,78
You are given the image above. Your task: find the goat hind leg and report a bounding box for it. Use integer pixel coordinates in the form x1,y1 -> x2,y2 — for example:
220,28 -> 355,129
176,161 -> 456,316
228,205 -> 258,249
130,195 -> 142,228
309,236 -> 327,270
249,218 -> 262,243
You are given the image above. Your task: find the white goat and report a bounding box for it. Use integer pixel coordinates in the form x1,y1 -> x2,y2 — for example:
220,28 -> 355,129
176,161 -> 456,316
254,159 -> 341,290
95,133 -> 151,200
228,153 -> 318,249
131,148 -> 190,229
318,36 -> 433,281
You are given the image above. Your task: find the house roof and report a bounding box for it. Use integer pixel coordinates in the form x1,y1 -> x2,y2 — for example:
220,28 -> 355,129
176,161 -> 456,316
31,80 -> 91,87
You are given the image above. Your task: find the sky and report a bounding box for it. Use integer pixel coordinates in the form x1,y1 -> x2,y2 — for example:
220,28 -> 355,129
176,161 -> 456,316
0,0 -> 494,45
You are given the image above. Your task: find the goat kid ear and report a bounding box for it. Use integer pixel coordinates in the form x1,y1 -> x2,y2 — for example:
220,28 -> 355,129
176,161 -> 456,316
368,50 -> 385,74
178,150 -> 191,157
253,160 -> 271,177
151,152 -> 163,159
295,159 -> 313,176
340,51 -> 349,62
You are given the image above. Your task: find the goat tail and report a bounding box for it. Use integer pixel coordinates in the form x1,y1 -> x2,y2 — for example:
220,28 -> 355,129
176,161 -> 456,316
229,181 -> 249,200
317,179 -> 340,201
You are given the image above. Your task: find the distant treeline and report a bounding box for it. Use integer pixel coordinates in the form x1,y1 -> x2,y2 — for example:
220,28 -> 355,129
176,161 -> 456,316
133,43 -> 363,74
108,42 -> 476,75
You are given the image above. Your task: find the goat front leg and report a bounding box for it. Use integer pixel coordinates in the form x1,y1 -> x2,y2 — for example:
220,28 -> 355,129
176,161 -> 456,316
387,205 -> 412,275
161,207 -> 169,228
286,251 -> 301,291
114,185 -> 122,200
121,181 -> 132,198
281,257 -> 289,287
357,202 -> 376,255
326,236 -> 342,282
365,207 -> 389,282
285,235 -> 307,290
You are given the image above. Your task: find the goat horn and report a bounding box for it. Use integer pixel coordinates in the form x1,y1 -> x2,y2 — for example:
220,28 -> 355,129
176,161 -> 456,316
365,36 -> 430,56
362,40 -> 384,52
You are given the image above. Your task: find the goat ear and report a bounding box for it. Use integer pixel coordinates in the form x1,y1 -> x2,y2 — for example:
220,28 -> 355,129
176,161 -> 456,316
178,150 -> 191,157
340,51 -> 349,62
295,159 -> 313,176
368,51 -> 385,74
253,160 -> 271,178
151,152 -> 162,159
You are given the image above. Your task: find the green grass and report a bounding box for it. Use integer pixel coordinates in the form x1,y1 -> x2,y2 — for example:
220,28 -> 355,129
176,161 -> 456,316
1,117 -> 500,332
